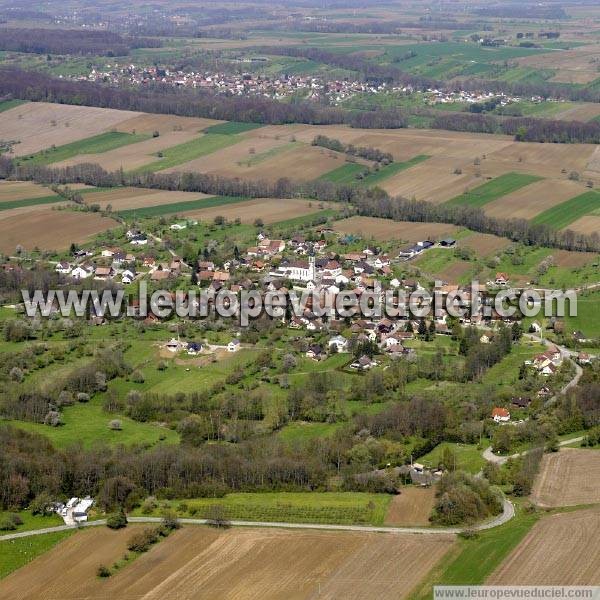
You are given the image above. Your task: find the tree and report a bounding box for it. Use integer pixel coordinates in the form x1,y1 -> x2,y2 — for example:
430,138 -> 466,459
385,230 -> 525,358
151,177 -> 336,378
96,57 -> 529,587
205,504 -> 230,528
440,445 -> 458,471
106,509 -> 128,529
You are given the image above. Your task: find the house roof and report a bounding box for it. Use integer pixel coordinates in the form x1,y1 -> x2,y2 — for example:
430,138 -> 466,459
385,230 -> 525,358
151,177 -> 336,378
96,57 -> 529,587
492,407 -> 510,418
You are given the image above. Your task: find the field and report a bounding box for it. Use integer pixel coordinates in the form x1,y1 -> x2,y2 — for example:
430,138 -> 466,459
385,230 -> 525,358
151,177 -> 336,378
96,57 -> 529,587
179,198 -> 333,224
117,195 -> 248,219
531,449 -> 600,507
483,179 -> 584,220
458,233 -> 512,256
419,442 -> 486,475
489,508 -> 600,585
139,492 -> 391,526
18,131 -> 150,166
446,173 -> 542,208
567,215 -> 600,235
384,487 -> 436,526
81,187 -> 213,211
0,526 -> 455,599
0,181 -> 58,202
0,101 -> 141,156
0,208 -> 118,254
332,216 -> 462,243
532,190 -> 600,229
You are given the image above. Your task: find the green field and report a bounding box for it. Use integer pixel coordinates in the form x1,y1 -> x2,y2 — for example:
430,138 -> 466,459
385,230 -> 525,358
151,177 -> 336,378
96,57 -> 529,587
278,421 -> 344,444
446,173 -> 542,208
419,442 -> 487,474
136,134 -> 244,173
318,154 -> 429,186
135,492 -> 392,526
0,194 -> 64,212
117,195 -> 248,219
0,98 -> 26,113
18,131 -> 150,166
317,162 -> 365,184
562,290 -> 600,339
203,122 -> 264,135
532,190 -> 600,229
0,531 -> 74,579
410,506 -> 539,598
6,398 -> 179,449
0,510 -> 63,533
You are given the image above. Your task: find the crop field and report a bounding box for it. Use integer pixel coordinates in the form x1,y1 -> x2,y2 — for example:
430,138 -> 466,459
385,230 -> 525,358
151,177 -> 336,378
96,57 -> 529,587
332,216 -> 462,243
0,181 -> 58,202
0,101 -> 141,156
531,449 -> 600,507
458,233 -> 512,256
0,526 -> 455,600
180,198 -> 333,224
384,487 -> 436,526
0,194 -> 64,212
118,195 -> 248,219
483,179 -> 584,220
114,113 -> 220,135
163,135 -> 298,176
567,215 -> 600,235
318,161 -> 366,184
0,208 -> 118,254
203,121 -> 265,135
532,190 -> 600,229
489,508 -> 600,585
446,173 -> 542,208
18,131 -> 150,166
81,187 -> 212,211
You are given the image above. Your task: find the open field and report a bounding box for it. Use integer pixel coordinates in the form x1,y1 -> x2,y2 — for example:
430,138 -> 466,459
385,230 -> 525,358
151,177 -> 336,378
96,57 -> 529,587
114,113 -> 220,135
118,195 -> 247,219
531,449 -> 600,507
446,173 -> 542,208
0,181 -> 57,202
332,216 -> 462,243
0,102 -> 140,156
384,487 -> 436,526
550,249 -> 599,268
0,526 -> 455,600
458,233 -> 512,256
180,198 -> 333,224
19,131 -> 150,166
489,508 -> 600,585
532,190 -> 600,229
0,209 -> 118,254
81,187 -> 212,211
484,179 -> 584,220
564,215 -> 600,235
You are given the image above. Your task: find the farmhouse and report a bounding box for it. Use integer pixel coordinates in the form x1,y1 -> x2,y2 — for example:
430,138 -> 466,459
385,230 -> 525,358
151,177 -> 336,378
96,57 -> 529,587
328,335 -> 348,352
228,339 -> 241,352
492,407 -> 511,423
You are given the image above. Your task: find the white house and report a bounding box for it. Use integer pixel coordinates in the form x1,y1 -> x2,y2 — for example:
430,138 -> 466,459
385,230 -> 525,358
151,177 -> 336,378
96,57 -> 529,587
121,269 -> 136,285
228,339 -> 241,352
71,265 -> 93,280
72,497 -> 94,523
328,335 -> 348,352
492,407 -> 511,423
55,261 -> 72,275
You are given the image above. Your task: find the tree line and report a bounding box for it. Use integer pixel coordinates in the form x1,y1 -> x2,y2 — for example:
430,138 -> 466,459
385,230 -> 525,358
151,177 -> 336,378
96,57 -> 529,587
0,28 -> 161,57
312,135 -> 394,163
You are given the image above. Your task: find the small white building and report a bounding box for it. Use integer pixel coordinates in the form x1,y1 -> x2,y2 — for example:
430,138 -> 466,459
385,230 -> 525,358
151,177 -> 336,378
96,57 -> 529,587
228,339 -> 241,352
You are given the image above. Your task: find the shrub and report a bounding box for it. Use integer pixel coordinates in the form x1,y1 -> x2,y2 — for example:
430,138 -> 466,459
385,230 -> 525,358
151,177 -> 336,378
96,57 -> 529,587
106,510 -> 128,530
77,392 -> 90,403
127,527 -> 160,553
108,419 -> 122,431
0,517 -> 17,531
205,504 -> 230,528
97,565 -> 111,578
30,491 -> 54,516
131,370 -> 145,384
140,497 -> 158,515
161,510 -> 180,532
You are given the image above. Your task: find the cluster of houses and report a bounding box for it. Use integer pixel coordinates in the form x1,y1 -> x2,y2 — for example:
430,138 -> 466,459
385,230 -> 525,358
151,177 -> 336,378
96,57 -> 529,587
525,345 -> 564,377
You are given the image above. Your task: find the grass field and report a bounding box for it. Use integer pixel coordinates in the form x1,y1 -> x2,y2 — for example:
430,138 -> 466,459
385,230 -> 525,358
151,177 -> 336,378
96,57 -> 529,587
117,195 -> 247,219
136,134 -> 244,173
0,98 -> 26,113
531,190 -> 600,229
317,161 -> 365,184
5,397 -> 179,449
203,121 -> 264,135
446,173 -> 542,208
135,492 -> 392,526
359,155 -> 430,187
419,442 -> 486,474
0,511 -> 62,533
0,531 -> 74,579
0,195 -> 64,212
18,131 -> 150,166
410,506 -> 539,599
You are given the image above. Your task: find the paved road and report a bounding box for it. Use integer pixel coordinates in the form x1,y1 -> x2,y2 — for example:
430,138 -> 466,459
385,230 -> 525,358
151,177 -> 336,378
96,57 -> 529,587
483,436 -> 584,466
0,499 -> 515,543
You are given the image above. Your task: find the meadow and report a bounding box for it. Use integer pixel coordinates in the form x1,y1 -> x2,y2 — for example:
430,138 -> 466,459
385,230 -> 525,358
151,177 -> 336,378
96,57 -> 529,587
532,190 -> 600,229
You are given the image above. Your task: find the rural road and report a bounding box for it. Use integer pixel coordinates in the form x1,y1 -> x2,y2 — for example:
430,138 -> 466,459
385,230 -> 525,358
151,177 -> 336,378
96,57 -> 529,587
483,436 -> 585,466
0,500 -> 515,542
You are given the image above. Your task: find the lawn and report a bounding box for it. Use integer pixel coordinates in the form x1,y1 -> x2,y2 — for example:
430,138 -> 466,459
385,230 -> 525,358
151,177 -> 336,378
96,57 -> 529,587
278,421 -> 344,444
136,133 -> 244,173
18,131 -> 150,166
5,398 -> 179,449
446,173 -> 542,208
0,194 -> 64,212
531,190 -> 600,229
202,121 -> 264,135
134,492 -> 392,526
0,510 -> 63,533
0,531 -> 74,579
562,290 -> 600,339
410,505 -> 540,598
117,195 -> 247,219
419,442 -> 487,474
481,342 -> 545,386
